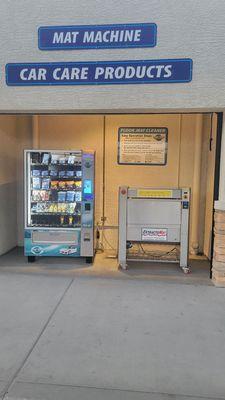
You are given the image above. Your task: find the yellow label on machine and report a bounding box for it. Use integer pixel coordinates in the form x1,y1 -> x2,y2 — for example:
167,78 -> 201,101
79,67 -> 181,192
137,189 -> 173,198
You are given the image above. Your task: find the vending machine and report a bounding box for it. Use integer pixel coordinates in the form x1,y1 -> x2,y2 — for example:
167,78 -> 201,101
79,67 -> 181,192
24,149 -> 95,263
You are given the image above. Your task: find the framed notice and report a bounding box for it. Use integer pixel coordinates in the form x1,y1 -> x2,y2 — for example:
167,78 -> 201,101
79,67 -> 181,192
118,127 -> 168,165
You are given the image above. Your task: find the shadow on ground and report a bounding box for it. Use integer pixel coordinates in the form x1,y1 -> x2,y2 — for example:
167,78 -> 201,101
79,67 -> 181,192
0,247 -> 212,286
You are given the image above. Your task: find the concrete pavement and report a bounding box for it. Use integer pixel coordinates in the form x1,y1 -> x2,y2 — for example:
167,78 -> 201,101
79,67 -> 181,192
5,382 -> 220,400
0,271 -> 225,400
0,273 -> 72,398
0,247 -> 212,285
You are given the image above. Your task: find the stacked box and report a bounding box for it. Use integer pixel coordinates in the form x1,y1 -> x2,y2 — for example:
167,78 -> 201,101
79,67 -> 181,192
212,211 -> 225,287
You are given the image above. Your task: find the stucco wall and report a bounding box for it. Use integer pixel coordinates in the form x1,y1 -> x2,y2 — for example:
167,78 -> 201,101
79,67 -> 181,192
16,116 -> 33,246
0,0 -> 225,112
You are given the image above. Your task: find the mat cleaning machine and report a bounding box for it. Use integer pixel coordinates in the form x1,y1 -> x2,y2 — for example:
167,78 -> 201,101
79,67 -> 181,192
118,187 -> 190,273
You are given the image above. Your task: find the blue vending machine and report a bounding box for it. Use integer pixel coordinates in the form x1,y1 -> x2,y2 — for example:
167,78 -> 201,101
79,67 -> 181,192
24,150 -> 95,263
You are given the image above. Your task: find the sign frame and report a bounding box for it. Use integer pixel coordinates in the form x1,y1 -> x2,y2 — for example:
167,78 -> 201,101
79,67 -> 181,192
38,22 -> 157,51
117,127 -> 168,166
5,58 -> 193,86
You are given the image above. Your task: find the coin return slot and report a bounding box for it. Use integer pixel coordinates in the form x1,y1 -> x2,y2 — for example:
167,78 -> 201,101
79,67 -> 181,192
85,203 -> 91,211
84,233 -> 91,241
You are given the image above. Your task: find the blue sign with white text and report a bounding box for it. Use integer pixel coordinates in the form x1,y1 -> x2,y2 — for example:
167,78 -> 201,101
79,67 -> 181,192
38,23 -> 157,50
5,59 -> 193,86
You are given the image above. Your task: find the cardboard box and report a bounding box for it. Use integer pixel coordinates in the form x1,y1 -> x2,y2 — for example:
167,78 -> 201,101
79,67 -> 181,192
214,251 -> 225,263
212,277 -> 225,287
212,269 -> 225,278
214,236 -> 225,248
214,245 -> 225,255
212,260 -> 225,271
214,211 -> 225,223
214,222 -> 225,233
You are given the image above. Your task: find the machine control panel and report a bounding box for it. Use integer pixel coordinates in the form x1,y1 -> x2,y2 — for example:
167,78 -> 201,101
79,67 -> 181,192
83,233 -> 91,241
182,188 -> 190,209
182,188 -> 190,200
81,152 -> 95,256
85,202 -> 91,211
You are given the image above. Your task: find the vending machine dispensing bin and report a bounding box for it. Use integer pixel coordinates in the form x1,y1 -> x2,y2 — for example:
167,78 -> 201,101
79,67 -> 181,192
118,187 -> 190,273
24,150 -> 95,263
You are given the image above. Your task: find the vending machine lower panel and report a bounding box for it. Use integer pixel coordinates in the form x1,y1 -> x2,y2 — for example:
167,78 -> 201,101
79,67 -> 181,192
24,229 -> 81,257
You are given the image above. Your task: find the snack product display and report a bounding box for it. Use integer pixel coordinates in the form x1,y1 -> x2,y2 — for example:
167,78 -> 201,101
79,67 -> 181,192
51,180 -> 58,189
30,151 -> 83,227
32,177 -> 41,189
42,178 -> 50,190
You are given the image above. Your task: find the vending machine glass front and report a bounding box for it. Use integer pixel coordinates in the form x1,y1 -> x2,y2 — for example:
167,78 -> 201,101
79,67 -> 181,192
26,150 -> 82,230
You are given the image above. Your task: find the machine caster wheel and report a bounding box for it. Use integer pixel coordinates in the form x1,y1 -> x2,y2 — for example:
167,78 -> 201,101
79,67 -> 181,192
86,257 -> 93,264
182,266 -> 191,274
28,256 -> 36,263
119,264 -> 128,270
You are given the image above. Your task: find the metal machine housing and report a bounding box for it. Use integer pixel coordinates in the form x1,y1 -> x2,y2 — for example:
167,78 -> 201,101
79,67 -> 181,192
118,187 -> 190,272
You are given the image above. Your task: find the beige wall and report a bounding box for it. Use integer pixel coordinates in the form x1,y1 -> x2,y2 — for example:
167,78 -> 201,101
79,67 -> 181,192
204,114 -> 217,258
17,116 -> 33,246
37,113 -> 214,257
178,114 -> 212,255
0,115 -> 32,251
0,116 -> 18,254
104,114 -> 181,250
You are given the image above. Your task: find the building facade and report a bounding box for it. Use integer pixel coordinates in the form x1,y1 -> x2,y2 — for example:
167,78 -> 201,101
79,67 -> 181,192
0,0 -> 225,284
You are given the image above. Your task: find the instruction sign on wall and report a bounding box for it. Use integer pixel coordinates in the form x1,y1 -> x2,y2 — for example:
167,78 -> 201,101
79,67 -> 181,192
118,127 -> 168,165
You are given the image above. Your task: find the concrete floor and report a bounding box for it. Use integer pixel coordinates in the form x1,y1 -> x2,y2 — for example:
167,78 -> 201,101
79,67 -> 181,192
0,247 -> 212,285
0,249 -> 225,400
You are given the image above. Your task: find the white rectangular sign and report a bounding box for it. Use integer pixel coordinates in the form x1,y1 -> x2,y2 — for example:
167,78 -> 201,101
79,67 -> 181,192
141,228 -> 168,241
